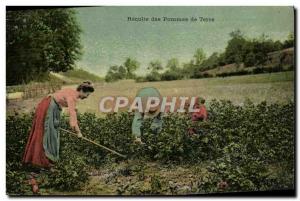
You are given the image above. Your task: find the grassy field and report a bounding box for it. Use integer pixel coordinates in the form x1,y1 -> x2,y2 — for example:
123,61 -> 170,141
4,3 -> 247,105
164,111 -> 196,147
7,71 -> 294,116
74,71 -> 294,115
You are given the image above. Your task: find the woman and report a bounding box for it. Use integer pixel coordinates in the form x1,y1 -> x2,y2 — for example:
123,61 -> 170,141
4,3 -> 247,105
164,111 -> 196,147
132,87 -> 163,144
22,81 -> 94,168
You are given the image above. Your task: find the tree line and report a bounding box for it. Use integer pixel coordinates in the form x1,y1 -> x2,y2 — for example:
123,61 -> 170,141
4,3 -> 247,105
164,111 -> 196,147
105,30 -> 294,82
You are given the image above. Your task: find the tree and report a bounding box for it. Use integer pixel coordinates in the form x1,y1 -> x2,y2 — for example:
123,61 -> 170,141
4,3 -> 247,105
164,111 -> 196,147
106,58 -> 140,82
218,52 -> 226,66
124,58 -> 140,79
143,60 -> 163,82
193,48 -> 206,66
160,58 -> 183,81
6,8 -> 82,85
105,65 -> 127,82
118,65 -> 127,79
244,52 -> 256,67
181,60 -> 195,78
148,60 -> 163,72
201,52 -> 220,70
224,30 -> 247,65
283,32 -> 294,48
273,40 -> 283,50
166,58 -> 180,71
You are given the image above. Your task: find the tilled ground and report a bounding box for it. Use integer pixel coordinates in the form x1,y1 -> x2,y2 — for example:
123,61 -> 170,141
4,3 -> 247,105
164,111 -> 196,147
43,159 -> 218,195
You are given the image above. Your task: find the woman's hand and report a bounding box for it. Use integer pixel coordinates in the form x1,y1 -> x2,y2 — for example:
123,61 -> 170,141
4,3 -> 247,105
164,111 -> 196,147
70,125 -> 77,132
77,131 -> 83,138
70,124 -> 82,138
134,137 -> 145,145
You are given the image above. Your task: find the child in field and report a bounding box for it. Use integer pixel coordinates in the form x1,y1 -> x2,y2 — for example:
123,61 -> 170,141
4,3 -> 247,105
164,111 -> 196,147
191,97 -> 208,122
188,97 -> 208,136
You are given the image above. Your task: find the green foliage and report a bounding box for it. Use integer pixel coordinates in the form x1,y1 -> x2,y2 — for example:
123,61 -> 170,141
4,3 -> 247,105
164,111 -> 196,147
282,32 -> 294,48
7,8 -> 82,85
134,76 -> 146,83
206,100 -> 294,191
193,48 -> 206,66
6,114 -> 33,195
143,59 -> 185,81
224,30 -> 247,65
133,30 -> 294,83
138,58 -> 184,82
124,58 -> 140,79
193,72 -> 213,79
244,52 -> 256,67
145,71 -> 162,82
222,31 -> 290,68
212,65 -> 293,78
181,60 -> 196,78
74,112 -> 135,165
105,58 -> 140,82
166,58 -> 180,71
105,65 -> 127,82
6,114 -> 32,169
143,60 -> 164,82
216,69 -> 249,77
6,100 -> 294,194
6,113 -> 89,194
201,52 -> 220,70
148,60 -> 163,72
45,152 -> 89,191
160,70 -> 184,81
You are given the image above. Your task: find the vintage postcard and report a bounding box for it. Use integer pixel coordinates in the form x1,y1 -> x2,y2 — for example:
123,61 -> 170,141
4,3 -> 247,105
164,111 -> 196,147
6,6 -> 295,196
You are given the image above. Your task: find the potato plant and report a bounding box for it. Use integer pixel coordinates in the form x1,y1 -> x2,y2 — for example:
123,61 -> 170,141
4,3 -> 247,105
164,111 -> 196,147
6,100 -> 294,194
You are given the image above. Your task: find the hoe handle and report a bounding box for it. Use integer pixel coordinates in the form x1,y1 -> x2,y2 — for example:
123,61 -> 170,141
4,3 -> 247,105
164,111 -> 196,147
60,128 -> 127,158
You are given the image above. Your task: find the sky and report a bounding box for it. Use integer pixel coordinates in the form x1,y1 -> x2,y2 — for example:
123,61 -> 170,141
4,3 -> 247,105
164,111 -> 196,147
74,6 -> 294,76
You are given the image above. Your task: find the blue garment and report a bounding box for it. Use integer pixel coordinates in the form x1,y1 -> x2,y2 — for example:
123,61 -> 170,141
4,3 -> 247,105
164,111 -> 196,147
43,97 -> 62,162
132,111 -> 163,137
131,87 -> 163,137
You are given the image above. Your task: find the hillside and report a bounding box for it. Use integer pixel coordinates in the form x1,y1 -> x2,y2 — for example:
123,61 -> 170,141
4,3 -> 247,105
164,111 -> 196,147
6,69 -> 103,101
201,48 -> 294,77
52,68 -> 104,84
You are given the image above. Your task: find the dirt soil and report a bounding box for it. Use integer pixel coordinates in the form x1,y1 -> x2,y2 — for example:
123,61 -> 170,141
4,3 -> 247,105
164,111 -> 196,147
41,159 -> 216,195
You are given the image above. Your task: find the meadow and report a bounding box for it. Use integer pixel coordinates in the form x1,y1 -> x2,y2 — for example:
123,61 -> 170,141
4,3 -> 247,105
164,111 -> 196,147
74,71 -> 294,115
8,71 -> 293,116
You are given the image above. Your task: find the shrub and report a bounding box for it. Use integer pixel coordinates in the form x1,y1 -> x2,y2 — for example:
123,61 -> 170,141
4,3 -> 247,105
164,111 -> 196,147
6,114 -> 91,194
135,76 -> 146,83
144,72 -> 161,82
161,71 -> 184,81
252,67 -> 264,74
216,70 -> 249,78
44,152 -> 89,191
